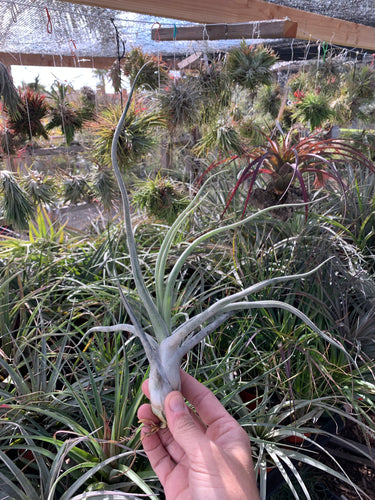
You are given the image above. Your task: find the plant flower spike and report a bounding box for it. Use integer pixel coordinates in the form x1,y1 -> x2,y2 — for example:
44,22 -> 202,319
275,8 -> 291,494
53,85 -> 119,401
88,65 -> 349,426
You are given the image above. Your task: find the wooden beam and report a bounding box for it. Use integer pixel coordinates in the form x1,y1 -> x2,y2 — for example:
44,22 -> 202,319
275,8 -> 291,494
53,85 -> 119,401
0,52 -> 116,69
151,19 -> 297,41
60,0 -> 375,51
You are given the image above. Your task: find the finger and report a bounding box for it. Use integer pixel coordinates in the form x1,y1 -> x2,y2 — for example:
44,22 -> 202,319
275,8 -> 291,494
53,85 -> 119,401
137,403 -> 159,428
141,379 -> 150,399
180,371 -> 236,428
141,428 -> 176,487
164,390 -> 207,461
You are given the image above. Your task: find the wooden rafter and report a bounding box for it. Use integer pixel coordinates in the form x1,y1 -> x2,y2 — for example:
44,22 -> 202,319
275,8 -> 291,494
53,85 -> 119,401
151,19 -> 298,41
60,0 -> 375,51
0,53 -> 116,69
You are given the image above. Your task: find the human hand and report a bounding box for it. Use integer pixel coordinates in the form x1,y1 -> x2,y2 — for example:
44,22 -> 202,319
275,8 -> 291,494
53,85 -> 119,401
137,371 -> 259,500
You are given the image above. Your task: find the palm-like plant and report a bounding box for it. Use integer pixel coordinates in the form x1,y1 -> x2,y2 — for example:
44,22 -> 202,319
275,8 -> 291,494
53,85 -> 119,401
46,81 -> 84,146
225,42 -> 277,92
7,88 -> 49,142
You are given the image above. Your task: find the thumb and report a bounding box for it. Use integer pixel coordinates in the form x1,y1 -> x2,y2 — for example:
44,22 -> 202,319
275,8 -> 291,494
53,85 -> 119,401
165,391 -> 205,457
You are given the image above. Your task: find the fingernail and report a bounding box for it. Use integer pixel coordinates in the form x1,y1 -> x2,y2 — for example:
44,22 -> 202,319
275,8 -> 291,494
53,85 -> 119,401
168,392 -> 187,414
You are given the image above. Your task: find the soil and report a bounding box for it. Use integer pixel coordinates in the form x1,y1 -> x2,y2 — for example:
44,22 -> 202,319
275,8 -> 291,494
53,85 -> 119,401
50,202 -> 118,232
320,414 -> 375,499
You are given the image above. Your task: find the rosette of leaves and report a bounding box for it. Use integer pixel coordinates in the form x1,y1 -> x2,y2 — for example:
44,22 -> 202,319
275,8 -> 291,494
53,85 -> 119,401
22,170 -> 56,206
7,88 -> 49,141
45,81 -> 84,145
132,175 -> 189,224
225,42 -> 277,92
90,103 -> 165,171
123,47 -> 168,89
194,120 -> 244,157
0,62 -> 22,119
158,78 -> 203,130
63,175 -> 92,205
197,61 -> 232,122
293,92 -> 333,131
0,170 -> 34,228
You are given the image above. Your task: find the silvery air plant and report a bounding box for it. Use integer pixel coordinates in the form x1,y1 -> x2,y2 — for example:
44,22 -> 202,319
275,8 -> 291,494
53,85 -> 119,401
89,65 -> 346,427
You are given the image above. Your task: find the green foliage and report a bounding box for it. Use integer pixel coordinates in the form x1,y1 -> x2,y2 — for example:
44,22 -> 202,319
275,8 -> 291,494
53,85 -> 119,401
45,81 -> 84,145
122,47 -> 168,89
194,120 -> 244,157
22,170 -> 56,206
7,88 -> 49,141
293,92 -> 333,130
256,83 -> 283,119
90,103 -> 165,171
225,42 -> 277,91
0,170 -> 34,228
132,175 -> 189,224
157,78 -> 203,130
0,62 -> 22,119
63,175 -> 92,204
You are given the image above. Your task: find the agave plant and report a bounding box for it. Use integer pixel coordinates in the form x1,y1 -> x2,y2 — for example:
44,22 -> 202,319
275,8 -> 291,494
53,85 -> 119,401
87,66 -> 352,426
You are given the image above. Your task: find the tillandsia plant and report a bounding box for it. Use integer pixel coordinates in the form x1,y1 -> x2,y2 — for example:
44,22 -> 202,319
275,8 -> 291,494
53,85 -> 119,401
88,65 -> 351,426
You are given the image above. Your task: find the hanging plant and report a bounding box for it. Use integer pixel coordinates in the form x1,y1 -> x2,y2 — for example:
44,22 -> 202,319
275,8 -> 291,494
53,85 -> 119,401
63,175 -> 92,205
0,62 -> 22,119
22,170 -> 56,206
0,170 -> 34,228
194,120 -> 244,157
225,42 -> 277,92
45,81 -> 84,145
158,78 -> 203,130
293,92 -> 333,131
89,102 -> 165,171
7,88 -> 49,142
256,83 -> 283,119
122,47 -> 168,89
92,166 -> 118,211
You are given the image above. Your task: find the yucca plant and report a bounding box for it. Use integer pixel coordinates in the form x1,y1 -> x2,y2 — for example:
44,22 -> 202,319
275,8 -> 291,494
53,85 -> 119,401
87,65 -> 353,426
